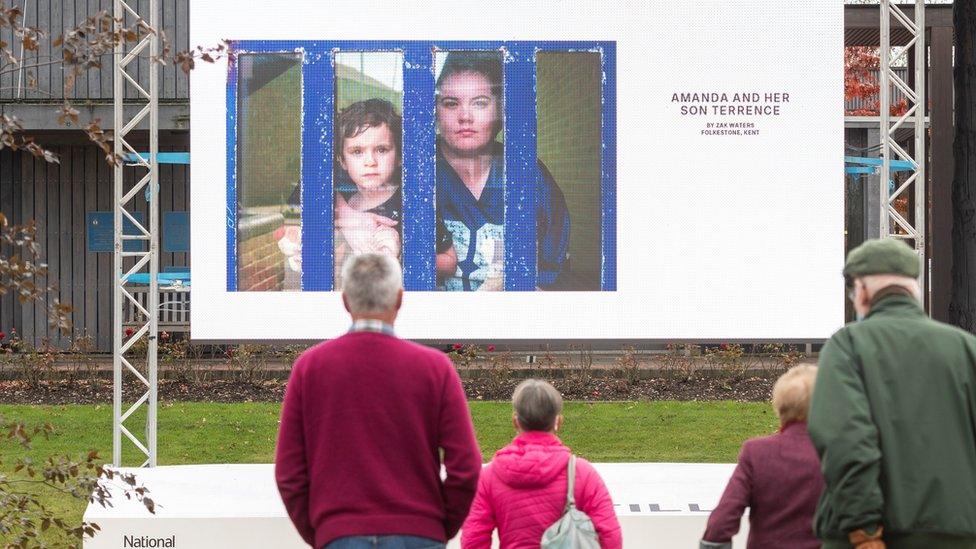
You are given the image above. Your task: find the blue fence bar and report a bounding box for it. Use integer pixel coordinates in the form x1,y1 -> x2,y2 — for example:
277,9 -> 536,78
504,43 -> 539,291
601,43 -> 617,291
226,53 -> 239,291
301,47 -> 335,291
402,45 -> 437,290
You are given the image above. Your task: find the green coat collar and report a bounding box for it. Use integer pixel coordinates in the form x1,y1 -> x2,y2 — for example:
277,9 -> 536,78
864,292 -> 924,321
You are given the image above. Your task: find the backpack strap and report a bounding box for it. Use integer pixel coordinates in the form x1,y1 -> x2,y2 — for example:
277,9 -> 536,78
565,455 -> 577,511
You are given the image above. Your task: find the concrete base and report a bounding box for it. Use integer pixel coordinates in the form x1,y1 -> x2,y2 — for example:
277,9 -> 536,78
84,463 -> 749,548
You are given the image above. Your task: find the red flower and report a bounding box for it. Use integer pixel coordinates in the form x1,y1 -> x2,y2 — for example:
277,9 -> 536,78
486,344 -> 495,352
452,343 -> 463,351
124,327 -> 135,338
719,343 -> 729,351
226,347 -> 235,358
160,331 -> 171,341
0,331 -> 5,341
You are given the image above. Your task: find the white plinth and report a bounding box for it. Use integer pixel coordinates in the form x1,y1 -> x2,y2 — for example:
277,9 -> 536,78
84,463 -> 749,548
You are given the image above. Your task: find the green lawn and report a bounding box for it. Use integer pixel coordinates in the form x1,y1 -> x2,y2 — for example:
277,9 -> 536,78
0,401 -> 776,546
1,401 -> 776,464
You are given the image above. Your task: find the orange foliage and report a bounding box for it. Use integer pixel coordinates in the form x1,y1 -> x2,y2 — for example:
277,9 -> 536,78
845,47 -> 909,117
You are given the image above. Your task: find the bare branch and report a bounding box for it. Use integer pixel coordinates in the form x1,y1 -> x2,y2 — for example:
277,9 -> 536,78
0,57 -> 70,78
0,213 -> 71,332
0,8 -> 222,164
0,84 -> 59,97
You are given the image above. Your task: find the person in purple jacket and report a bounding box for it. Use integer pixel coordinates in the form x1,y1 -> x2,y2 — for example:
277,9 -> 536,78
700,365 -> 825,549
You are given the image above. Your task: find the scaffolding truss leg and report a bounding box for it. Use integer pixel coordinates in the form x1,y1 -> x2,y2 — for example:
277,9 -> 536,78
113,0 -> 159,467
880,0 -> 926,301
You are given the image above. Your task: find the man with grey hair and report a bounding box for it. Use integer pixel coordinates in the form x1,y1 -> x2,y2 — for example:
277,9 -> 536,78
275,253 -> 482,549
808,239 -> 976,549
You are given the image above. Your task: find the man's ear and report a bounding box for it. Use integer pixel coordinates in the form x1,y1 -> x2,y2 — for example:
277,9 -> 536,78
856,279 -> 872,309
337,153 -> 347,171
512,413 -> 520,432
554,415 -> 564,432
342,293 -> 351,314
395,288 -> 404,312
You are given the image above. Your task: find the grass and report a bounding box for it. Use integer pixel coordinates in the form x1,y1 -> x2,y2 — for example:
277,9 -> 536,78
0,401 -> 777,545
1,401 -> 776,463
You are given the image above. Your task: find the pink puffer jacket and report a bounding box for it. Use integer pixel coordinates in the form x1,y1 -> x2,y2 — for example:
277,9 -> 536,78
460,431 -> 623,549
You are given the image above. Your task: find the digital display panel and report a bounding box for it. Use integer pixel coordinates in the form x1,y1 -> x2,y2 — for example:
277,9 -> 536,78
191,0 -> 844,341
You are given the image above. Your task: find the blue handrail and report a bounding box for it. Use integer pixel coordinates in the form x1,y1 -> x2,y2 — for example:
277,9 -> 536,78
844,155 -> 915,175
123,152 -> 190,165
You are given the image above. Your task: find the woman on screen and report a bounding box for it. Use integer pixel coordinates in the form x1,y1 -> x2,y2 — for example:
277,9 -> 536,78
435,51 -> 571,291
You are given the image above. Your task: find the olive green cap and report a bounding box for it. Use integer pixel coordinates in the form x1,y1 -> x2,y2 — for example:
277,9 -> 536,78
843,238 -> 920,278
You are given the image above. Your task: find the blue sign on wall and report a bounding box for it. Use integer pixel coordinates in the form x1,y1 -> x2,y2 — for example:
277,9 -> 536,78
87,212 -> 146,253
163,212 -> 190,253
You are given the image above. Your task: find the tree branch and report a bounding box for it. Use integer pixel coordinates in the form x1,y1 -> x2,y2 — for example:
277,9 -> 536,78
0,57 -> 69,78
0,54 -> 60,75
0,85 -> 58,97
3,479 -> 79,494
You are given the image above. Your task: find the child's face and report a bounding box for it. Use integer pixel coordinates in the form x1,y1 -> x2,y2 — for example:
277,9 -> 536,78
339,123 -> 398,190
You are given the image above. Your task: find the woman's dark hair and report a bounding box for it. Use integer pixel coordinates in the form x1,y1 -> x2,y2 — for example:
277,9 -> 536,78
435,51 -> 503,99
334,98 -> 402,160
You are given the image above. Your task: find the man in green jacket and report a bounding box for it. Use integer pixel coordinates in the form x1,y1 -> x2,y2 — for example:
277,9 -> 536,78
808,238 -> 976,549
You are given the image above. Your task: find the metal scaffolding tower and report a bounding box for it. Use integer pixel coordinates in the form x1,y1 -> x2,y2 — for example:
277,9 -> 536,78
880,0 -> 926,295
113,0 -> 159,467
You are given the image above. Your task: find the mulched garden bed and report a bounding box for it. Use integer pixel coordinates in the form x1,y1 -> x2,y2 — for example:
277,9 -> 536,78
0,372 -> 778,405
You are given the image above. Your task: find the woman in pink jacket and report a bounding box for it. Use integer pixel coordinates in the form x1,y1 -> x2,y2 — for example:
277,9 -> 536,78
461,379 -> 623,548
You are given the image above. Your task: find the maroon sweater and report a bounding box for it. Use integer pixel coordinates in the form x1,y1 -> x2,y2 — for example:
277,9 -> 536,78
703,421 -> 825,548
275,332 -> 482,548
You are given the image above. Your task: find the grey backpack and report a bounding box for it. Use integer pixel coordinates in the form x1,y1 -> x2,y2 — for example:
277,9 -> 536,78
540,455 -> 602,548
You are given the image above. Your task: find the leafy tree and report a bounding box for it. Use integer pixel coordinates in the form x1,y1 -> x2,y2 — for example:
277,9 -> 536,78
0,3 -> 223,546
844,46 -> 908,116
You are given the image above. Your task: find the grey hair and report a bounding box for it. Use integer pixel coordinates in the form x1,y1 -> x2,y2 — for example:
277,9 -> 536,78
772,365 -> 818,424
859,273 -> 922,302
341,253 -> 403,314
512,379 -> 563,432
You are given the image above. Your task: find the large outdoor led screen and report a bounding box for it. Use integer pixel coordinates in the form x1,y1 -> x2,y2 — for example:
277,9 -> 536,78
191,0 -> 845,341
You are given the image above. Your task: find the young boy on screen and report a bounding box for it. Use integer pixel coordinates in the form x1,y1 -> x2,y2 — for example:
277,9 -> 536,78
333,98 -> 456,288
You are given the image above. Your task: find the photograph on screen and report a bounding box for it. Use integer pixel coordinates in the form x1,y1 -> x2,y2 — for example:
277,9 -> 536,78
433,50 -> 603,291
537,51 -> 603,291
235,52 -> 303,292
434,51 -> 506,291
227,42 -> 615,293
333,52 -> 405,289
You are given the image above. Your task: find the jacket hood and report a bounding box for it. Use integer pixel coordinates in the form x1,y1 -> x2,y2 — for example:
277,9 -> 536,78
491,431 -> 571,489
